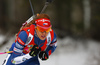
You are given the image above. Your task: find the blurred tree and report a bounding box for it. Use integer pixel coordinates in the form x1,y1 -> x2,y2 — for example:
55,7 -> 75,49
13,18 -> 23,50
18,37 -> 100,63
0,0 -> 100,41
52,0 -> 84,38
0,0 -> 6,33
53,0 -> 72,38
70,0 -> 84,37
88,0 -> 100,40
83,0 -> 91,31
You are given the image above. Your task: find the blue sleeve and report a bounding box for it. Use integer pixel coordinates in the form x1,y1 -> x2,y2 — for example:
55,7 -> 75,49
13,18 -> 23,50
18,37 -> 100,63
46,32 -> 57,56
9,42 -> 15,52
11,31 -> 28,59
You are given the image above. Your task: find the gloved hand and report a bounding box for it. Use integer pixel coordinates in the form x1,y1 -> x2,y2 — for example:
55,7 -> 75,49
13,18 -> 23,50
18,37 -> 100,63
39,51 -> 49,60
29,45 -> 41,57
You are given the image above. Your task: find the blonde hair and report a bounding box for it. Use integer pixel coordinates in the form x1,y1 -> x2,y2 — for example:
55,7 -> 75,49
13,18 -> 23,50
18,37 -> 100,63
21,14 -> 50,30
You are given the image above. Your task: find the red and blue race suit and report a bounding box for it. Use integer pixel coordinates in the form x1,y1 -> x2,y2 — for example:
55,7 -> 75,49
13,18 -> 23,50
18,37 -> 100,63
3,24 -> 57,65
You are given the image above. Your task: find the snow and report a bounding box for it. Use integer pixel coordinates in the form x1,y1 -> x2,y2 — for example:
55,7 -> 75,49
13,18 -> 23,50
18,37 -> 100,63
0,35 -> 100,65
40,52 -> 87,65
0,35 -> 6,45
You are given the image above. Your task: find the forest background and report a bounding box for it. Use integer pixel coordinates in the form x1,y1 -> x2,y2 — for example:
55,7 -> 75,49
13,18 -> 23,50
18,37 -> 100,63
0,0 -> 100,41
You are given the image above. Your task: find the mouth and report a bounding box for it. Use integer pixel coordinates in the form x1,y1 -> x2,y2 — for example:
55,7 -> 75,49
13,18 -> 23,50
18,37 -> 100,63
41,35 -> 46,38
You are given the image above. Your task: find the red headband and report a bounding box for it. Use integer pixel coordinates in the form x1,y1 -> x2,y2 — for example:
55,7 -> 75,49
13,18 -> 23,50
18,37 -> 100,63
35,18 -> 51,28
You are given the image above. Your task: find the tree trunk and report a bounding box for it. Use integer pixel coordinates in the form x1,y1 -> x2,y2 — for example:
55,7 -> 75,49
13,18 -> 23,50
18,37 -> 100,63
83,0 -> 91,30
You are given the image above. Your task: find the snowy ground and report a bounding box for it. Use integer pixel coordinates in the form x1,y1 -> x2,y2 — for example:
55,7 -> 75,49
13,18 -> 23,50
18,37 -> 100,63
0,35 -> 100,65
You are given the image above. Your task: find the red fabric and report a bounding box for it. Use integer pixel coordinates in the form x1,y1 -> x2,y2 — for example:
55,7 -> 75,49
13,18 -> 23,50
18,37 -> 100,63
50,29 -> 54,41
35,18 -> 51,28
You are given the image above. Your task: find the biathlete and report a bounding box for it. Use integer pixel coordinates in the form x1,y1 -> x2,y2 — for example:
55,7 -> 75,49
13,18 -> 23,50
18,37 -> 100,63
2,14 -> 57,65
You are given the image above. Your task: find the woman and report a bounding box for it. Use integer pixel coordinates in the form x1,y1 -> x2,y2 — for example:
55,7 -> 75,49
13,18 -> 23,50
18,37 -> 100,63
2,14 -> 57,65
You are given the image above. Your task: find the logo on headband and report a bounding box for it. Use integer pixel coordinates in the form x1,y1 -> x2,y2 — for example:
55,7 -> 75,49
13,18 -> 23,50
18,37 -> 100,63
35,18 -> 51,27
43,23 -> 48,25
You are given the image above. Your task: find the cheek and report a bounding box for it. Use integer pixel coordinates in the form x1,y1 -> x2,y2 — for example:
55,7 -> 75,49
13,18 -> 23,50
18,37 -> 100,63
46,33 -> 49,36
37,32 -> 41,37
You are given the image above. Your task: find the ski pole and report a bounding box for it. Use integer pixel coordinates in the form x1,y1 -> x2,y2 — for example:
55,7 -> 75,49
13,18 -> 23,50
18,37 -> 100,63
40,0 -> 53,14
0,48 -> 31,55
0,48 -> 29,55
0,51 -> 13,55
29,0 -> 34,15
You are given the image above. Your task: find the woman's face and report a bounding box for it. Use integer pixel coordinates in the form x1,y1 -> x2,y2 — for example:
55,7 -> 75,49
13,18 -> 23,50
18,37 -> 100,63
36,29 -> 49,40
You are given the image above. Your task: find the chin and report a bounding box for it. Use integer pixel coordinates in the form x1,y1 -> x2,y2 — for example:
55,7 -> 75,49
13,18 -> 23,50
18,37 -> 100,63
40,37 -> 46,40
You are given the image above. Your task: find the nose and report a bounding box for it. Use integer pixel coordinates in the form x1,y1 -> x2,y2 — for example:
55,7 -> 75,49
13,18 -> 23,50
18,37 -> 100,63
42,31 -> 46,34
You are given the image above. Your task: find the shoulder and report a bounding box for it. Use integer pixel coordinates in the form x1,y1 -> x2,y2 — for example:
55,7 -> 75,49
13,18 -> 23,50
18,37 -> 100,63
17,31 -> 28,45
18,31 -> 28,37
51,29 -> 57,41
23,24 -> 35,35
18,31 -> 28,41
48,29 -> 57,42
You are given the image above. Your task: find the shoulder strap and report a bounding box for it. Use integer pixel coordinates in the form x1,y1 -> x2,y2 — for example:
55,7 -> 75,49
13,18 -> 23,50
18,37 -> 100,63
50,29 -> 54,41
46,29 -> 54,45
